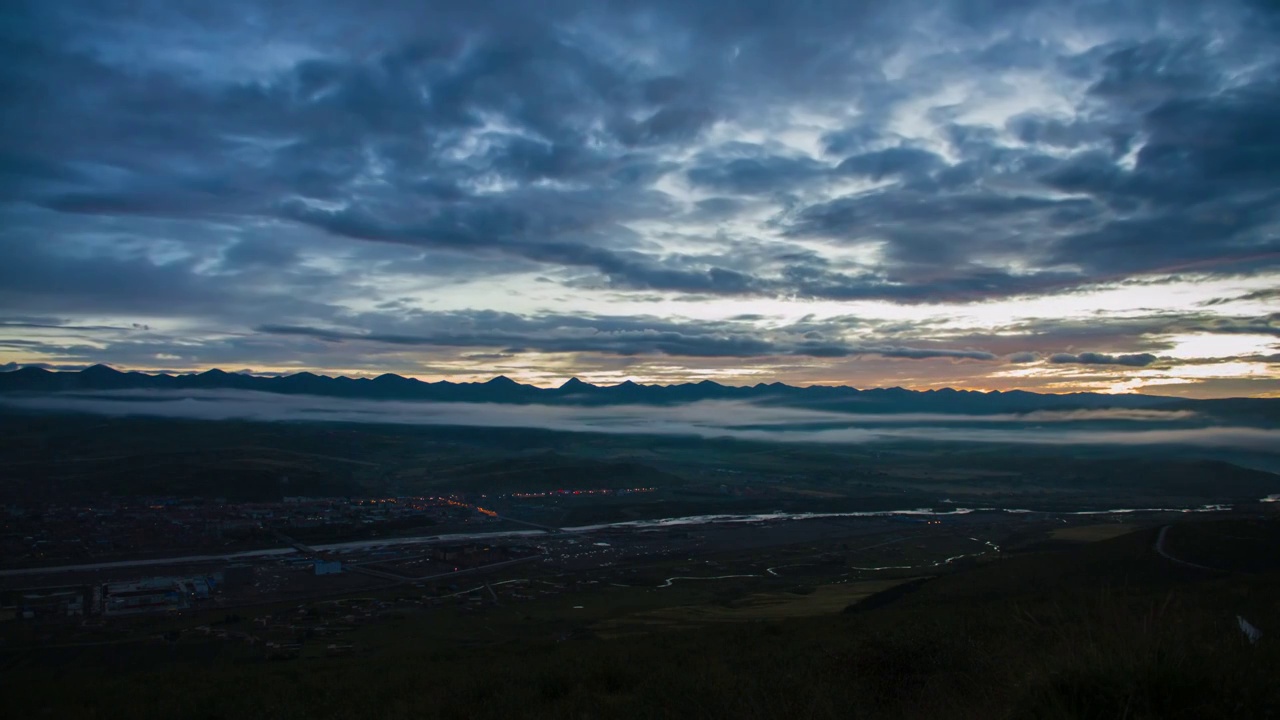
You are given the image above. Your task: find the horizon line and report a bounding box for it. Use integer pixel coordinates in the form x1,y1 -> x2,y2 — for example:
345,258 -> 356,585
0,362 -> 1218,399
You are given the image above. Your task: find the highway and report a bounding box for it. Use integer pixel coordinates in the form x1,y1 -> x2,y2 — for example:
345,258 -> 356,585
0,506 -> 1230,578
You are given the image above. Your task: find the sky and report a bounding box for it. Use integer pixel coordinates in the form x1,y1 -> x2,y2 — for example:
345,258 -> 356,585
0,0 -> 1277,396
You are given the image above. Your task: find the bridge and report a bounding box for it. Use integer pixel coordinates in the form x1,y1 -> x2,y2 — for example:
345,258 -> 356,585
274,532 -> 320,556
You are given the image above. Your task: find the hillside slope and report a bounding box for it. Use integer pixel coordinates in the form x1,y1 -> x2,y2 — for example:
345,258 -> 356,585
5,520 -> 1277,719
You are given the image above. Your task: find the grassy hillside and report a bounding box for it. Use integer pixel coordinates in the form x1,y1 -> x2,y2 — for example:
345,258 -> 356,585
5,520 -> 1277,719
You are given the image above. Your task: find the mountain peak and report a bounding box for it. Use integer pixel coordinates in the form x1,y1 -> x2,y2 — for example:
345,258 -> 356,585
83,363 -> 123,375
372,372 -> 411,383
11,366 -> 51,375
0,366 -> 1193,412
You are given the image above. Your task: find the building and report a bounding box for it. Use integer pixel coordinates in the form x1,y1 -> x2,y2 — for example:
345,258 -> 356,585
432,544 -> 495,564
178,577 -> 212,599
103,578 -> 186,616
221,563 -> 254,590
314,560 -> 342,575
19,588 -> 84,619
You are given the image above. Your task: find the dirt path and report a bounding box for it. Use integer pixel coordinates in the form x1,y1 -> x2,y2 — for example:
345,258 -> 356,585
1154,525 -> 1220,572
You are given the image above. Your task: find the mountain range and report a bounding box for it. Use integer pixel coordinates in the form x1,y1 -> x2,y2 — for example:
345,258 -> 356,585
2,365 -> 1277,420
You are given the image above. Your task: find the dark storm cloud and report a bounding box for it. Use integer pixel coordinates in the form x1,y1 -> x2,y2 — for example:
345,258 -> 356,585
1005,113 -> 1127,152
0,235 -> 222,315
686,150 -> 828,195
1048,352 -> 1160,367
877,347 -> 997,360
253,312 -> 1001,362
1,0 -> 1279,381
5,3 -> 1277,303
0,222 -> 349,322
1084,38 -> 1223,106
1178,314 -> 1280,337
258,320 -> 777,357
0,318 -> 137,332
220,237 -> 299,270
1200,288 -> 1280,306
834,148 -> 946,181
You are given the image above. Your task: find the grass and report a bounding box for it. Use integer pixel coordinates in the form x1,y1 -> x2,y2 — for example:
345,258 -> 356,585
595,578 -> 916,637
1050,523 -> 1136,542
5,521 -> 1279,718
13,587 -> 1276,719
1159,518 -> 1280,573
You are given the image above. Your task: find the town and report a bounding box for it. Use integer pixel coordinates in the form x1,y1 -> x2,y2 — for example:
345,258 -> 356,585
0,487 -> 661,568
6,488 -> 1260,662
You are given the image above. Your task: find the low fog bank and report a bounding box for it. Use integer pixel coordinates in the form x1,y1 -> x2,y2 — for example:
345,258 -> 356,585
1,389 -> 1275,450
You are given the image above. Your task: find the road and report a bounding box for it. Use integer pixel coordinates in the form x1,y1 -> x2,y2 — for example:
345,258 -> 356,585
0,506 -> 1228,579
766,534 -> 918,576
0,529 -> 546,578
1154,525 -> 1219,572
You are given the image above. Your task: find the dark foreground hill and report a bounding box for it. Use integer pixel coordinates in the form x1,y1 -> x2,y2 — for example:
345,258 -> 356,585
8,364 -> 1278,419
5,520 -> 1278,719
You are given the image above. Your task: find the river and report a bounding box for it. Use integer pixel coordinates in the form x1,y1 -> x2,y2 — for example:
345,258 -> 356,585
0,502 -> 1237,578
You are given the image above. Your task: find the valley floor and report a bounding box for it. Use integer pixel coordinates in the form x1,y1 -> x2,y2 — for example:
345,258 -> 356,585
5,516 -> 1278,719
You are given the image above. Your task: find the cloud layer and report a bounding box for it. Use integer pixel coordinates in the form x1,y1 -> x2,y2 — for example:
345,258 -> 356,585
0,0 -> 1277,395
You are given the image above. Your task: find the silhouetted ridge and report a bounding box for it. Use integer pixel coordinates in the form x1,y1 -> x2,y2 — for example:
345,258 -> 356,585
82,364 -> 123,376
558,377 -> 591,391
0,365 -> 1255,415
